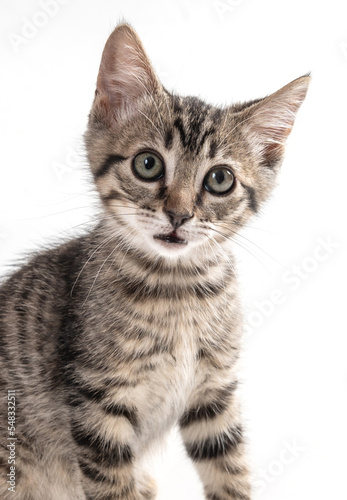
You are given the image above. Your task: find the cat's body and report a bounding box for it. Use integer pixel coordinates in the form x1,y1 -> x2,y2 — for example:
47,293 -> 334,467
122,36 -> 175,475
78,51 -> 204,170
0,24 -> 309,500
0,225 -> 241,500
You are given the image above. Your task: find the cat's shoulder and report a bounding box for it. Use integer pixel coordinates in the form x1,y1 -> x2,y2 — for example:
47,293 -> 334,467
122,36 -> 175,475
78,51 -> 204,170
0,232 -> 93,294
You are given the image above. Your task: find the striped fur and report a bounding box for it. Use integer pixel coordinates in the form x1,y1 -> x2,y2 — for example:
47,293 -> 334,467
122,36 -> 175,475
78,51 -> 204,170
0,23 -> 309,499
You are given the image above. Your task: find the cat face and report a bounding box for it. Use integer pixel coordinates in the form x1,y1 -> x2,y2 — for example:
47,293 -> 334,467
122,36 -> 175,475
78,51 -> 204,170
85,24 -> 309,262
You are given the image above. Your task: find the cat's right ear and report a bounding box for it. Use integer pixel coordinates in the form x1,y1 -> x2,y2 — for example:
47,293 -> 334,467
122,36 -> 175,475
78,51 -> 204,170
237,75 -> 311,169
92,23 -> 162,125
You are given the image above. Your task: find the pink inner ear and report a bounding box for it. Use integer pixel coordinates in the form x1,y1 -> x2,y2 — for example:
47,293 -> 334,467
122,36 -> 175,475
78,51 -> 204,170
96,24 -> 160,111
245,76 -> 310,165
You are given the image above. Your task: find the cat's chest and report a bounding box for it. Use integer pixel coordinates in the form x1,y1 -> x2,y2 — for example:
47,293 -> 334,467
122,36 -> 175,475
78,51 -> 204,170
97,283 -> 235,442
115,325 -> 196,451
141,310 -> 197,407
116,300 -> 204,438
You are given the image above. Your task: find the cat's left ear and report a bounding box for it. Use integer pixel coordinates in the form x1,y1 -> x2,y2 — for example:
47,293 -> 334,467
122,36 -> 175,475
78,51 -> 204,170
93,23 -> 162,123
240,75 -> 311,168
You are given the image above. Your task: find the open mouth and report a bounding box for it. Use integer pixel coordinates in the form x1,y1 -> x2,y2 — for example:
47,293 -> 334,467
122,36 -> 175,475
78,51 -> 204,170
154,231 -> 188,245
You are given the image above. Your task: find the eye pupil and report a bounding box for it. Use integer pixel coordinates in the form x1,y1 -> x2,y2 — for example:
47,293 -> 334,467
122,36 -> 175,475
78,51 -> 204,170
133,151 -> 164,181
144,156 -> 155,170
214,171 -> 225,184
203,166 -> 235,195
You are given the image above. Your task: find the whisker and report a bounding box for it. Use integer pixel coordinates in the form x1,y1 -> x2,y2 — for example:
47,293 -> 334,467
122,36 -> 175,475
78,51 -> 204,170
208,226 -> 271,275
82,238 -> 125,306
106,227 -> 137,275
127,68 -> 166,137
138,109 -> 163,138
20,206 -> 99,221
207,236 -> 236,278
218,104 -> 290,150
163,91 -> 172,123
234,221 -> 275,234
212,221 -> 283,267
70,233 -> 116,297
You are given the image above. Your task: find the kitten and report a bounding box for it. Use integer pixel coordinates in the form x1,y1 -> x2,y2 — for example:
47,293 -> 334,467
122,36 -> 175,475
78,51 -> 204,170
0,23 -> 309,500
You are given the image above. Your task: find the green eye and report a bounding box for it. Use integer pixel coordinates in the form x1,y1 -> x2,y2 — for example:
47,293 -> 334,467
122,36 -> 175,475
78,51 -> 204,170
203,166 -> 235,195
132,151 -> 164,181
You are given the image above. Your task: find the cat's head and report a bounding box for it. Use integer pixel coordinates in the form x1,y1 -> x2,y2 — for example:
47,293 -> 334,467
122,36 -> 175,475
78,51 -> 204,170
85,24 -> 309,263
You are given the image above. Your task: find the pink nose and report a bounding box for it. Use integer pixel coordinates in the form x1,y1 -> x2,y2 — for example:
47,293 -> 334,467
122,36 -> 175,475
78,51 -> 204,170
164,209 -> 194,230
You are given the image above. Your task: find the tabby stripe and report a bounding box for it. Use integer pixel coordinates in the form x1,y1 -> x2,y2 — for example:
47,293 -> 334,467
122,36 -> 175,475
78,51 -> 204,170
224,486 -> 251,500
180,383 -> 237,428
172,95 -> 183,114
79,459 -> 136,496
121,342 -> 172,361
35,291 -> 47,327
232,97 -> 263,113
36,290 -> 50,359
118,179 -> 146,201
180,400 -> 228,427
78,459 -> 110,483
136,361 -> 157,374
185,425 -> 243,461
174,117 -> 187,148
157,185 -> 167,200
95,155 -> 127,179
86,493 -> 131,500
209,139 -> 218,159
109,320 -> 154,341
265,158 -> 280,170
240,183 -> 258,213
74,382 -> 106,403
71,424 -> 133,466
118,276 -> 231,301
67,387 -> 105,408
102,189 -> 125,202
15,272 -> 35,369
164,129 -> 173,149
180,381 -> 237,428
102,376 -> 138,388
21,275 -> 33,301
196,349 -> 239,371
0,309 -> 9,362
196,127 -> 215,155
194,280 -> 229,299
103,404 -> 138,427
195,193 -> 203,207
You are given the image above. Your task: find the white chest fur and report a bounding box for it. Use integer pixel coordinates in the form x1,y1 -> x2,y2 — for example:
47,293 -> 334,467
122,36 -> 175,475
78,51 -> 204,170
135,326 -> 197,452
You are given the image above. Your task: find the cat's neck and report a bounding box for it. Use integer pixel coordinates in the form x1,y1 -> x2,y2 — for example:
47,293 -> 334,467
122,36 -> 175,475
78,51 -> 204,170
92,218 -> 236,286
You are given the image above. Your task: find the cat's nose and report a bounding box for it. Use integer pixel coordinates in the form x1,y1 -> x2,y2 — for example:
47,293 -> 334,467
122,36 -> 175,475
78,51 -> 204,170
164,209 -> 193,230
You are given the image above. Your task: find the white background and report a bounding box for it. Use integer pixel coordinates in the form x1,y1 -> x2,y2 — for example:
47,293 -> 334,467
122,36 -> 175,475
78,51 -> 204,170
1,1 -> 347,499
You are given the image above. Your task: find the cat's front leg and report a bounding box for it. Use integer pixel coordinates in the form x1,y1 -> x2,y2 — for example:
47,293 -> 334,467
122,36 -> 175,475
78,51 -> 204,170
179,376 -> 251,500
70,399 -> 156,500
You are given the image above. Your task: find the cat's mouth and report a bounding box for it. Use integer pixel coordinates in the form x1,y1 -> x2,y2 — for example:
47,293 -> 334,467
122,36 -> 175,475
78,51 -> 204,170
154,231 -> 188,246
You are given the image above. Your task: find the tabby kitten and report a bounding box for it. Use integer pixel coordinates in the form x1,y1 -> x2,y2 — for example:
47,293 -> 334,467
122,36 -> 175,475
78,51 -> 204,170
0,23 -> 309,500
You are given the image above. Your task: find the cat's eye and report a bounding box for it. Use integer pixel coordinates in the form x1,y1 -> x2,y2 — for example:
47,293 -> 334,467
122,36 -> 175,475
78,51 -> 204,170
132,151 -> 164,181
203,166 -> 235,195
